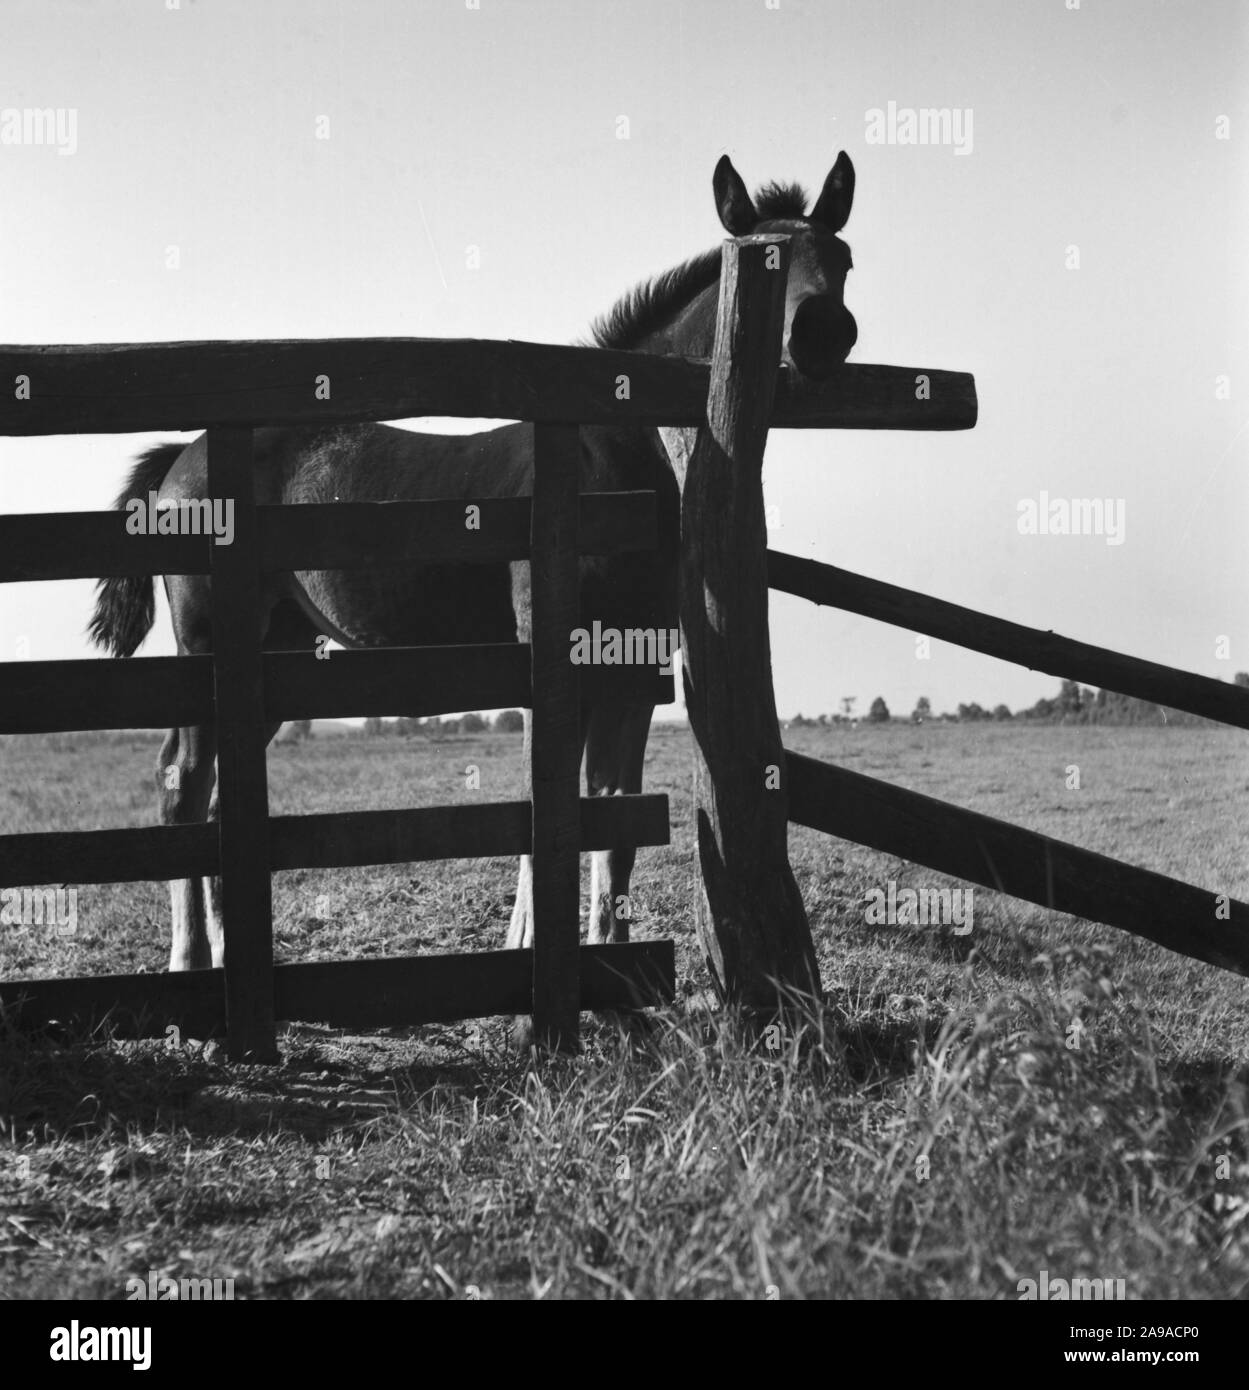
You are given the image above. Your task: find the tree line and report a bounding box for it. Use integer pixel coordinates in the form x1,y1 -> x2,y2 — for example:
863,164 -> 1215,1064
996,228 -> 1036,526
360,710 -> 526,737
789,674 -> 1249,727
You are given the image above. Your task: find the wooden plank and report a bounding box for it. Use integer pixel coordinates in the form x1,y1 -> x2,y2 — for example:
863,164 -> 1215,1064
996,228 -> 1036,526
0,645 -> 668,735
207,427 -> 277,1063
0,655 -> 213,734
0,512 -> 210,582
0,338 -> 709,434
0,969 -> 227,1040
274,942 -> 675,1029
661,236 -> 820,1010
268,793 -> 669,871
785,749 -> 1249,977
259,491 -> 657,572
0,491 -> 656,585
767,550 -> 1249,731
772,363 -> 977,431
0,942 -> 675,1039
0,338 -> 976,436
528,423 -> 583,1051
262,644 -> 531,722
0,823 -> 218,887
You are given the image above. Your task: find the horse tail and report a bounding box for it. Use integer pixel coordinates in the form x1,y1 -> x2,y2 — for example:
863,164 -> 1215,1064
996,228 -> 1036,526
87,441 -> 185,657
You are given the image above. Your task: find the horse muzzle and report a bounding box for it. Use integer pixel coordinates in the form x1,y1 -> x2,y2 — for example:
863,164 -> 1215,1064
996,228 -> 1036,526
786,296 -> 857,379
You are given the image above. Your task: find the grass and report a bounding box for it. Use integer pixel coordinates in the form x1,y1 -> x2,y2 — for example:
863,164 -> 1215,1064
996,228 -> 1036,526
1,722 -> 1248,1298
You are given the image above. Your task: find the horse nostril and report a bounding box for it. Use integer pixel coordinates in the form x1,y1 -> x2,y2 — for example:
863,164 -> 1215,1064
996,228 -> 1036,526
789,298 -> 856,376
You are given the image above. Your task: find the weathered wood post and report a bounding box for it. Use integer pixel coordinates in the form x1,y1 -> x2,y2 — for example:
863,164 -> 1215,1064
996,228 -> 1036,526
660,235 -> 822,1012
527,423 -> 583,1051
207,425 -> 278,1063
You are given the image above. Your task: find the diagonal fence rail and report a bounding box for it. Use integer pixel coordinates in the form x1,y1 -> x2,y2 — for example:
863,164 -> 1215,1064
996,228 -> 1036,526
770,552 -> 1249,975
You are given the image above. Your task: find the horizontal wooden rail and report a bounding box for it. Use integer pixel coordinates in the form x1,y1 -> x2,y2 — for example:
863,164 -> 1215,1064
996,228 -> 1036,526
259,492 -> 658,573
0,645 -> 675,733
0,795 -> 669,886
785,750 -> 1249,976
268,794 -> 669,870
0,823 -> 218,888
771,366 -> 976,431
0,513 -> 208,582
0,941 -> 677,1037
0,339 -> 976,435
0,968 -> 228,1040
768,550 -> 1249,731
262,644 -> 532,723
0,655 -> 215,733
0,492 -> 660,583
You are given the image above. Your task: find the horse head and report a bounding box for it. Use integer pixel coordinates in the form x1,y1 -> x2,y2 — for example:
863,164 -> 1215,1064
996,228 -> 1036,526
713,152 -> 858,379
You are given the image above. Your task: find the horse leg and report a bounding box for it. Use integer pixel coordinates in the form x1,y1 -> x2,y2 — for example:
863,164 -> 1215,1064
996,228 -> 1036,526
505,702 -> 592,949
159,722 -> 218,971
202,721 -> 283,968
585,701 -> 653,944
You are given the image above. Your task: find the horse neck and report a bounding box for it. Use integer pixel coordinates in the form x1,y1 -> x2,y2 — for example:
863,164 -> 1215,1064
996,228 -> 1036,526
631,278 -> 720,361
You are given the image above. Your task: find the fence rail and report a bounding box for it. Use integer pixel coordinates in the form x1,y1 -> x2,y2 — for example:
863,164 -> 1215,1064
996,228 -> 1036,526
0,942 -> 677,1040
0,338 -> 977,435
0,491 -> 659,582
785,751 -> 1249,976
768,550 -> 1249,730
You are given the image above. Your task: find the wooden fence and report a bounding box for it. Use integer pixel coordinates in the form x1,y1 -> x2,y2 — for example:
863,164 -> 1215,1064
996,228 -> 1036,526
0,312 -> 977,1058
5,240 -> 1230,1060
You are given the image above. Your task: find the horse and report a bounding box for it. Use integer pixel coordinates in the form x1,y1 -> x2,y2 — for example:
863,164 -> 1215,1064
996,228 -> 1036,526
87,151 -> 857,978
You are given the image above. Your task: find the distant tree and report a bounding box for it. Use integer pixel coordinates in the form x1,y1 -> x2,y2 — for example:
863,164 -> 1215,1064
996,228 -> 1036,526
911,696 -> 932,724
494,709 -> 525,733
441,717 -> 461,735
1056,679 -> 1091,722
992,703 -> 1012,721
817,713 -> 828,726
868,696 -> 890,723
363,716 -> 384,737
293,719 -> 313,740
459,712 -> 488,734
957,702 -> 987,722
1235,672 -> 1249,688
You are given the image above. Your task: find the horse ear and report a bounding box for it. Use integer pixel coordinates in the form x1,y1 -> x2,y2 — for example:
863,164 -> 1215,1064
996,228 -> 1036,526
811,152 -> 855,232
713,155 -> 758,235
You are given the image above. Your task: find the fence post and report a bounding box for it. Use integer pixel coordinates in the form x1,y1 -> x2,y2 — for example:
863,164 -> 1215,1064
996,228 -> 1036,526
529,423 -> 583,1051
660,235 -> 822,1014
207,426 -> 277,1062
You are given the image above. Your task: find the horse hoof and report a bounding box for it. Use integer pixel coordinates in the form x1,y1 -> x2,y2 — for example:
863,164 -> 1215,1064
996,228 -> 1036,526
509,1017 -> 535,1054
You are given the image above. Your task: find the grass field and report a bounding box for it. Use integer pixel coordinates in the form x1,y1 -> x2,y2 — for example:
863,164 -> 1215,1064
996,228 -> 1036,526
2,721 -> 1248,1299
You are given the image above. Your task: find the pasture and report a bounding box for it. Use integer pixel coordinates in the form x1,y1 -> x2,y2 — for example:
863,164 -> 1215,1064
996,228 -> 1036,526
2,720 -> 1247,1299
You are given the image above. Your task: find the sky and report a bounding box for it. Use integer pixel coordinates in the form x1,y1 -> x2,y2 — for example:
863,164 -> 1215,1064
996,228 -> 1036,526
1,0 -> 1245,722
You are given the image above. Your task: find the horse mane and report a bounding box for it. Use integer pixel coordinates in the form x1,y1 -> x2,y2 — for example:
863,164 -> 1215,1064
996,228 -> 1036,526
589,180 -> 811,351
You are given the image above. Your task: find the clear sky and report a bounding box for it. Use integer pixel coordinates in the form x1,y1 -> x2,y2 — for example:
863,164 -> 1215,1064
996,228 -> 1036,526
1,0 -> 1245,721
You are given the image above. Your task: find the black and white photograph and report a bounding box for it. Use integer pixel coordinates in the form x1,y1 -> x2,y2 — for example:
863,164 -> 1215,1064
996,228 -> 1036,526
0,0 -> 1245,1337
